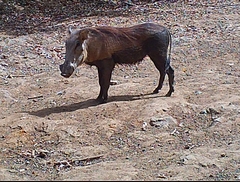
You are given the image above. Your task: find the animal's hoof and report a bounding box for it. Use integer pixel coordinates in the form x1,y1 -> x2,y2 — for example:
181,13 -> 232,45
165,88 -> 174,97
96,97 -> 107,104
152,89 -> 159,94
165,91 -> 172,97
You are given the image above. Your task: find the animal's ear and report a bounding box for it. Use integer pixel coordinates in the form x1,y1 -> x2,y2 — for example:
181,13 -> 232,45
79,29 -> 89,41
68,26 -> 73,35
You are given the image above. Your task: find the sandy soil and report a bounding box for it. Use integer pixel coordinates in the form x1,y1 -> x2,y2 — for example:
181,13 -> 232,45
0,1 -> 239,180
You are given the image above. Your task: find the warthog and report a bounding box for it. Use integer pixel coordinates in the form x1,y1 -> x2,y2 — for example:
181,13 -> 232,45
60,22 -> 174,103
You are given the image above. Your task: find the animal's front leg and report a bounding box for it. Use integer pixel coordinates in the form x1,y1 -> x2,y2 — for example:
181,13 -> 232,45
96,59 -> 115,104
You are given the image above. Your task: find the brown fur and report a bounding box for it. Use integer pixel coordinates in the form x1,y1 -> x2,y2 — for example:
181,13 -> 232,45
60,23 -> 174,103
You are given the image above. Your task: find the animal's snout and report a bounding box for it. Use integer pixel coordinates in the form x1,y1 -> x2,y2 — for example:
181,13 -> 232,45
59,63 -> 74,78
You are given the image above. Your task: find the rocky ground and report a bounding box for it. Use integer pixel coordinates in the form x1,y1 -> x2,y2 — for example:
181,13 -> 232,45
0,0 -> 239,180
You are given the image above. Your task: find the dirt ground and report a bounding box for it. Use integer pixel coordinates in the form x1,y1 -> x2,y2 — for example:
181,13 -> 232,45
0,0 -> 239,181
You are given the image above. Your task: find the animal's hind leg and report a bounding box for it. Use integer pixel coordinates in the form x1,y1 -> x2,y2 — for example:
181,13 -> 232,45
149,54 -> 167,94
165,65 -> 174,97
153,68 -> 166,94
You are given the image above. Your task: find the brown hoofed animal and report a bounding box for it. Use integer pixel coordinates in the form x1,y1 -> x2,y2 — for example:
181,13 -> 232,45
60,22 -> 174,103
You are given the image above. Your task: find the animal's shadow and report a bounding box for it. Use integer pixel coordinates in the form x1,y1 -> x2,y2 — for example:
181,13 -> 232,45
26,93 -> 165,118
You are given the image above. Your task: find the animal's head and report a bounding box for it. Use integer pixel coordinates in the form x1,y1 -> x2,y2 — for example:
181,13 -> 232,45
59,26 -> 89,78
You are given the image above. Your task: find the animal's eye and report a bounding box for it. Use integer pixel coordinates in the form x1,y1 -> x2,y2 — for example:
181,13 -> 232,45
76,41 -> 81,48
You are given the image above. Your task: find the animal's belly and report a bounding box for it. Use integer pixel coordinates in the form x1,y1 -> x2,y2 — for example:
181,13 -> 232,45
112,47 -> 146,64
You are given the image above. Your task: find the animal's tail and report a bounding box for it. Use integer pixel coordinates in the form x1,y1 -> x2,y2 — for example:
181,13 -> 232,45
165,29 -> 172,72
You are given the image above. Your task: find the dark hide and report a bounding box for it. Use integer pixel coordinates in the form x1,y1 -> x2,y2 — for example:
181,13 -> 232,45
60,23 -> 174,103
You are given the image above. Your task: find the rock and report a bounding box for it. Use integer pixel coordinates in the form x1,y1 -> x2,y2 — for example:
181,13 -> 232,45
150,118 -> 169,128
149,116 -> 177,128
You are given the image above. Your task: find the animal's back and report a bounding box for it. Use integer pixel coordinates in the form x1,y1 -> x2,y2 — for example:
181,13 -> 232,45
93,23 -> 168,64
95,23 -> 167,44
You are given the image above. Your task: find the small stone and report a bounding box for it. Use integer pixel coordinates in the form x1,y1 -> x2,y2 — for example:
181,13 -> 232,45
178,122 -> 184,127
157,173 -> 167,179
199,162 -> 207,167
19,168 -> 25,172
194,90 -> 202,95
200,110 -> 207,114
57,90 -> 66,95
110,80 -> 119,85
220,153 -> 226,157
142,121 -> 147,131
